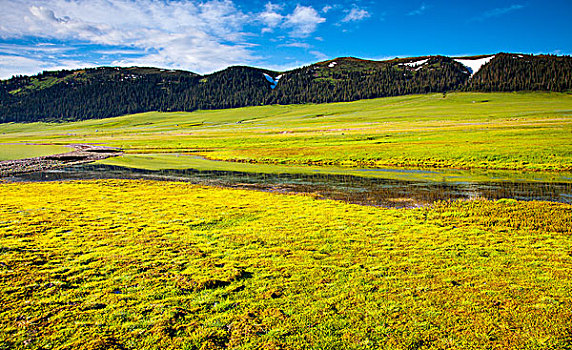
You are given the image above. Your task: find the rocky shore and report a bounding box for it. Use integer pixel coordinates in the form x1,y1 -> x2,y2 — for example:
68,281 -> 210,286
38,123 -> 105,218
0,144 -> 122,177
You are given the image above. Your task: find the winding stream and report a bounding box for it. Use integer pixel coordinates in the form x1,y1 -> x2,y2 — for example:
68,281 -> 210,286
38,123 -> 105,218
4,163 -> 571,208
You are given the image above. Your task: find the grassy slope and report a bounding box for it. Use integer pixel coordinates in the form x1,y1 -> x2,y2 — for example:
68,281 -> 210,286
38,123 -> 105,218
1,180 -> 571,349
0,92 -> 571,171
0,144 -> 70,161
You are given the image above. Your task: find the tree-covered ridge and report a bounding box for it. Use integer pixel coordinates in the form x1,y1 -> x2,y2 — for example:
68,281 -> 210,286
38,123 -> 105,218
168,66 -> 279,111
0,67 -> 200,121
0,53 -> 571,123
467,53 -> 572,92
266,56 -> 470,104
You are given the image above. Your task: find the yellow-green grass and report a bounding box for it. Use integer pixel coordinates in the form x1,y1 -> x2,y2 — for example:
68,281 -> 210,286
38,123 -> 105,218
100,153 -> 572,183
0,143 -> 69,161
1,180 -> 571,349
1,92 -> 571,171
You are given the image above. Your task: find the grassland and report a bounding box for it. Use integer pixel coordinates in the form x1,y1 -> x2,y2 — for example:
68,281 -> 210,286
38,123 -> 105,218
1,92 -> 571,349
0,144 -> 69,161
0,180 -> 571,349
0,92 -> 571,171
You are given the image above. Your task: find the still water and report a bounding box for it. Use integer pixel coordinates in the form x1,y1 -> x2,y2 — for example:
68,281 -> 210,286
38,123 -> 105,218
4,164 -> 571,208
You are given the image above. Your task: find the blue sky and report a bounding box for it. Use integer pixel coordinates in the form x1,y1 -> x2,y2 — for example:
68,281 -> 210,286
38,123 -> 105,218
0,0 -> 570,78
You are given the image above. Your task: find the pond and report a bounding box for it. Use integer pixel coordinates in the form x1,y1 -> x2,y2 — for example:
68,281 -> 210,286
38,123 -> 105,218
4,163 -> 571,208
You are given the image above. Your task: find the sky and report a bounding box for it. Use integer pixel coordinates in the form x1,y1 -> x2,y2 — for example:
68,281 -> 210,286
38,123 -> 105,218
0,0 -> 571,78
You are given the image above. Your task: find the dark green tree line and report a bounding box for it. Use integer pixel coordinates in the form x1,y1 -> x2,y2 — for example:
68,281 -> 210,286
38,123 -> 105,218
1,53 -> 570,123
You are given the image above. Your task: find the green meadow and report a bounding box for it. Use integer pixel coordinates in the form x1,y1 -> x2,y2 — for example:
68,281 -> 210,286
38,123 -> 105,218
1,181 -> 571,349
0,144 -> 69,161
1,92 -> 572,349
0,92 -> 571,171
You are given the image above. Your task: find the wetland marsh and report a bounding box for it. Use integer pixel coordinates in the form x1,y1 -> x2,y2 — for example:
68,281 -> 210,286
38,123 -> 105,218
5,163 -> 572,208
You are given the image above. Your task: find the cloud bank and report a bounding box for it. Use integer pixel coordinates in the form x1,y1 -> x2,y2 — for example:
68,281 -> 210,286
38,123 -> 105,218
0,0 -> 328,78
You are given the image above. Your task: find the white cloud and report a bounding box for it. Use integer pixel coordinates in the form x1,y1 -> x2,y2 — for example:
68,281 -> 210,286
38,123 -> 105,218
0,43 -> 72,55
472,4 -> 525,21
259,2 -> 284,33
283,5 -> 326,38
0,0 -> 255,74
322,5 -> 333,13
0,55 -> 50,78
95,49 -> 146,56
0,0 -> 328,77
342,8 -> 370,22
310,50 -> 328,61
0,54 -> 93,79
112,37 -> 255,73
280,42 -> 312,49
259,4 -> 326,38
408,4 -> 428,16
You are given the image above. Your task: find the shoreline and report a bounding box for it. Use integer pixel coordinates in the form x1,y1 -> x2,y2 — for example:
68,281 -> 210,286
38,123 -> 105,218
0,144 -> 122,177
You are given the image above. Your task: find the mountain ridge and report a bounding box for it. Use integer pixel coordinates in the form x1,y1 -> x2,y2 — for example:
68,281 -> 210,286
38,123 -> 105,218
1,52 -> 571,123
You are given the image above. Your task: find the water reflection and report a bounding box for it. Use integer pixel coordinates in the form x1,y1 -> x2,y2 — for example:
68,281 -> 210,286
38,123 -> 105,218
5,164 -> 572,208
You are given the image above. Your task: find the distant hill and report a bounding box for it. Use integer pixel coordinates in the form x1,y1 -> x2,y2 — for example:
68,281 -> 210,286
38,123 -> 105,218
1,53 -> 571,123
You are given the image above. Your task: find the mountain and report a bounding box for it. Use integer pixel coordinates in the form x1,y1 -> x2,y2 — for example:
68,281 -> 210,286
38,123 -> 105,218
466,54 -> 572,91
1,53 -> 571,123
0,67 -> 199,121
265,55 -> 471,105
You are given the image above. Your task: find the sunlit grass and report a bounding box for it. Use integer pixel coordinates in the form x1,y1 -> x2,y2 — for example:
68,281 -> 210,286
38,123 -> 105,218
1,180 -> 571,349
99,153 -> 572,183
1,92 -> 571,171
0,144 -> 69,161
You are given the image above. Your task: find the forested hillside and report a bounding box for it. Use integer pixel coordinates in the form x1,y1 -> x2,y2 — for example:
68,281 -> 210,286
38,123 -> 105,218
467,54 -> 572,91
1,53 -> 570,123
0,67 -> 199,121
265,56 -> 471,104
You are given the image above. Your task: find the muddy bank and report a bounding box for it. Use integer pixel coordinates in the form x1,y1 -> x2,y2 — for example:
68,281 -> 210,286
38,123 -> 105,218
0,144 -> 122,177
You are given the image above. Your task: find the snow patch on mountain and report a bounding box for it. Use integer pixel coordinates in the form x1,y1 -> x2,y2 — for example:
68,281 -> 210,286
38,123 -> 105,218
403,59 -> 429,68
328,61 -> 337,68
263,73 -> 281,89
454,55 -> 495,76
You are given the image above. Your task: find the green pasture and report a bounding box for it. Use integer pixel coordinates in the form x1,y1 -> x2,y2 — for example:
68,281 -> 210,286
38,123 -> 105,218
2,92 -> 572,349
0,92 -> 571,171
0,143 -> 69,161
1,180 -> 571,349
0,181 -> 572,349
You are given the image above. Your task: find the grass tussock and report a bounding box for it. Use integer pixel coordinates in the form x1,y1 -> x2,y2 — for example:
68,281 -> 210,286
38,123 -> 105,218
1,180 -> 571,349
